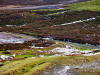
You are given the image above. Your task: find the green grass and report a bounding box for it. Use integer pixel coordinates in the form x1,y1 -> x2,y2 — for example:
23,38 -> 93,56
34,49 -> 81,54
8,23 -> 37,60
31,8 -> 67,12
31,0 -> 100,16
0,57 -> 49,75
23,62 -> 52,75
0,55 -> 100,75
68,0 -> 100,11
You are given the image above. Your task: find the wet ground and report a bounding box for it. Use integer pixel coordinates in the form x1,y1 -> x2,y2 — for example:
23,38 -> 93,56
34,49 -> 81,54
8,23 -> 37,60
0,32 -> 37,44
42,60 -> 100,75
67,42 -> 100,50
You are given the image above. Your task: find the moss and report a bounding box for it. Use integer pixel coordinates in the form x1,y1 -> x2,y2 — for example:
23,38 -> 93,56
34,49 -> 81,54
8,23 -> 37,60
31,8 -> 67,12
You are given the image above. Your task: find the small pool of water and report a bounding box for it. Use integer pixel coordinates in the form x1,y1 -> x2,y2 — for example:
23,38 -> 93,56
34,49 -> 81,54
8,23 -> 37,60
42,61 -> 100,75
42,64 -> 78,75
0,32 -> 37,44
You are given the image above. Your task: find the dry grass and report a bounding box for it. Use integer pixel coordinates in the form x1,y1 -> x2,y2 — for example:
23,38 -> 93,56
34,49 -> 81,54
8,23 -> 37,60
0,55 -> 100,75
23,62 -> 52,75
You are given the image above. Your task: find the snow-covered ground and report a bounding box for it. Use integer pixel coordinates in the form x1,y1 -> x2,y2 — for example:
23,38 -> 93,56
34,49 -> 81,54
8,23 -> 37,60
50,45 -> 79,55
53,17 -> 96,27
50,45 -> 100,56
0,32 -> 37,44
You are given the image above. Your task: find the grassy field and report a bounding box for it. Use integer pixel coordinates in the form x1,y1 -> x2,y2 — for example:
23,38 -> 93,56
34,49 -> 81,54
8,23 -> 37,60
0,0 -> 100,75
68,0 -> 100,11
0,55 -> 100,75
31,0 -> 100,16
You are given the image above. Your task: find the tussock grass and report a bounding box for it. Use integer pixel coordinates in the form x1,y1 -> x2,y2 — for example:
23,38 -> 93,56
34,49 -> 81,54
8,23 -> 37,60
0,55 -> 100,75
0,56 -> 59,75
23,62 -> 52,75
0,58 -> 48,75
32,9 -> 67,12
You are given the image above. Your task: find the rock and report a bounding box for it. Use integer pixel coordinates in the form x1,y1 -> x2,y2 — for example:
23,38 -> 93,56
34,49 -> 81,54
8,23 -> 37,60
93,50 -> 100,53
0,54 -> 15,61
12,54 -> 16,57
32,50 -> 34,51
0,55 -> 10,60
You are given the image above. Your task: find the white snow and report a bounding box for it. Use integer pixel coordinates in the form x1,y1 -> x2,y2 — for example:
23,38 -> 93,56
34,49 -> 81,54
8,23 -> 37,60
6,25 -> 16,27
53,17 -> 96,27
50,45 -> 100,56
0,32 -> 37,44
58,66 -> 70,74
0,38 -> 24,44
83,52 -> 100,56
0,55 -> 10,60
50,45 -> 79,55
29,43 -> 44,49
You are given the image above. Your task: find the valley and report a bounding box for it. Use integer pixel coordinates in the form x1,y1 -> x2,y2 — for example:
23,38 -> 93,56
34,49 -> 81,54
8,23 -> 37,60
0,0 -> 100,75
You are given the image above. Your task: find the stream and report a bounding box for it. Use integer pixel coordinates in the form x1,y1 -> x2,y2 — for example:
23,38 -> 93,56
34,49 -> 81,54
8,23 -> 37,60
43,65 -> 78,75
0,32 -> 100,75
42,60 -> 100,75
43,42 -> 100,75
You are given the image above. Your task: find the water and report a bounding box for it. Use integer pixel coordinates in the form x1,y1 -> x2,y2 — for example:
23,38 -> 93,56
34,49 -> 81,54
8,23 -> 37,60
43,64 -> 78,75
42,61 -> 100,75
0,32 -> 37,44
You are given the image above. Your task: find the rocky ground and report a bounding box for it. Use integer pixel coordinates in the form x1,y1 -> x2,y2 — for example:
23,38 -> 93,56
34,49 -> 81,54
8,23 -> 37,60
42,60 -> 100,75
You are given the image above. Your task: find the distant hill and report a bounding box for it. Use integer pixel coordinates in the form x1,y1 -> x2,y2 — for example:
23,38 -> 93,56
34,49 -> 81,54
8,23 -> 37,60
0,0 -> 67,5
0,0 -> 44,5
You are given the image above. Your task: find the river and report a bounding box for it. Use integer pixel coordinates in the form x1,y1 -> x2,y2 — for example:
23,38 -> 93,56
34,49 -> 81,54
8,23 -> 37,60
42,60 -> 100,75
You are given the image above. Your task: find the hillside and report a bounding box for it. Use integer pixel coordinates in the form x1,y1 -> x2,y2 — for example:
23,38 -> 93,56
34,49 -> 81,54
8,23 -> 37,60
0,0 -> 100,75
0,0 -> 66,5
68,0 -> 100,11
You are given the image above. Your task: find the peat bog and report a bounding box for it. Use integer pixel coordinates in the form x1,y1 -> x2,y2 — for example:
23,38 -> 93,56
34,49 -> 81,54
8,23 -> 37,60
0,0 -> 100,75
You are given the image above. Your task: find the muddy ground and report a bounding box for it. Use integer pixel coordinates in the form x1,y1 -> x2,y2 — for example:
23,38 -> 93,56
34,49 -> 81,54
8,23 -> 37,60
0,32 -> 55,50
